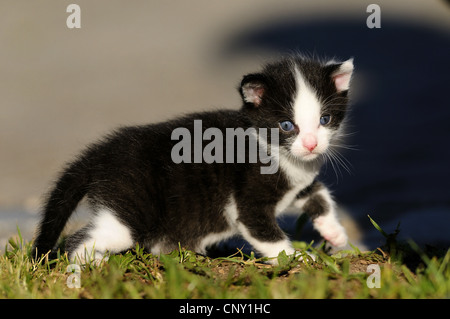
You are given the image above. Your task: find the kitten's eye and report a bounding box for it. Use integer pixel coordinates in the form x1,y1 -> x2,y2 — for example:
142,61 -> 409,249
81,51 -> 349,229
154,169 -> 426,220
279,120 -> 295,132
320,115 -> 331,126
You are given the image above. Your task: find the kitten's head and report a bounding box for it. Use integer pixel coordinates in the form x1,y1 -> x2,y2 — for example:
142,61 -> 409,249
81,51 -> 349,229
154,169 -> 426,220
239,55 -> 354,162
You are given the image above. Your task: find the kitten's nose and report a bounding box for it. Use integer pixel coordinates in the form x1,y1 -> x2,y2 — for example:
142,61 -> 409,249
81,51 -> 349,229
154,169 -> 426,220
302,134 -> 317,152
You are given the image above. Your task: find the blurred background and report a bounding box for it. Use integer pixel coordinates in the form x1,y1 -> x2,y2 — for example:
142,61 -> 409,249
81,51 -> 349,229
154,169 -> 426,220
1,0 -> 449,252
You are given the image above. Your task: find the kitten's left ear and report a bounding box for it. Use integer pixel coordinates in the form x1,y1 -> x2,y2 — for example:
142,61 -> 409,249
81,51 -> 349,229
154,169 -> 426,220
240,73 -> 267,107
331,58 -> 354,93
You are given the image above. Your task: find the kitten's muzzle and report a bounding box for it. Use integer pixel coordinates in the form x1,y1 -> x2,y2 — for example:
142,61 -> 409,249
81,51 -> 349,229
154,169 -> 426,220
302,133 -> 318,152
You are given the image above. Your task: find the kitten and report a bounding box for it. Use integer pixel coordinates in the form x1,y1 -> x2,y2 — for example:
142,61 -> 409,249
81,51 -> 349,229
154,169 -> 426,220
32,55 -> 354,264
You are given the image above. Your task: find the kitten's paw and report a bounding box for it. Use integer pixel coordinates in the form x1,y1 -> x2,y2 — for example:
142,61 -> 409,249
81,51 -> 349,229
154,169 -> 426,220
298,250 -> 316,262
313,215 -> 348,247
323,230 -> 348,247
266,257 -> 280,266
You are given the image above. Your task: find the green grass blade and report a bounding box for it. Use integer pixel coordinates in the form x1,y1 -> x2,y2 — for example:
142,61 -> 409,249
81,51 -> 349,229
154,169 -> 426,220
367,215 -> 388,238
438,249 -> 450,275
401,265 -> 416,285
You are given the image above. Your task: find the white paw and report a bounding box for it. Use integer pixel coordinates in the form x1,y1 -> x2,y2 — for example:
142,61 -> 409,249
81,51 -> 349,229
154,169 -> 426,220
323,229 -> 348,247
313,215 -> 348,247
298,250 -> 316,262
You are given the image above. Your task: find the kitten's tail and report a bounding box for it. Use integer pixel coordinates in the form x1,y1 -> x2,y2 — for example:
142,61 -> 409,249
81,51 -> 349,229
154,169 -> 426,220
32,161 -> 89,259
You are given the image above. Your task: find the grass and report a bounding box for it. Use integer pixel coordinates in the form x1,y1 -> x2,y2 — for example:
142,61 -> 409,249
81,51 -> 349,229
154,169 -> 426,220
0,217 -> 449,299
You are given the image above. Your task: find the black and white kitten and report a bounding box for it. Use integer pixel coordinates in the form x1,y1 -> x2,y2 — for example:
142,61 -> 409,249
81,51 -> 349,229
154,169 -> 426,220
33,55 -> 354,264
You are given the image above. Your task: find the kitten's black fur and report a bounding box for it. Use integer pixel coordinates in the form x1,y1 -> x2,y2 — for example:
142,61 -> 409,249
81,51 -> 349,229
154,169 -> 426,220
33,55 -> 353,262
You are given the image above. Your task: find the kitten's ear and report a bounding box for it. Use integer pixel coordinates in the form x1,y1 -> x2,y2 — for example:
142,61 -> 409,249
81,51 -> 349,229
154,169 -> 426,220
331,58 -> 354,93
240,73 -> 267,107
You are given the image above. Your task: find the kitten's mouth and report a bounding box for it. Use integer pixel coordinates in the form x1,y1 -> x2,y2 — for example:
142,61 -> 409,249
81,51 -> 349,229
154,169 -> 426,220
301,152 -> 320,162
288,147 -> 322,162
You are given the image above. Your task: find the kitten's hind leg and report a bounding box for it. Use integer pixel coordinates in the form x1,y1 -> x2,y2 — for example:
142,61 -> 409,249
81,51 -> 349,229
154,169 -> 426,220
67,208 -> 134,264
294,182 -> 348,247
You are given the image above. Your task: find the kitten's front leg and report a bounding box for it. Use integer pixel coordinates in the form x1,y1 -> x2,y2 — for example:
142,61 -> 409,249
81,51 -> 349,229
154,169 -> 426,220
237,209 -> 295,264
294,181 -> 348,247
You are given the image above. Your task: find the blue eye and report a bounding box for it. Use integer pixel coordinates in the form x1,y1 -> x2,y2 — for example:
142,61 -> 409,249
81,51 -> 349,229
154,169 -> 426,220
279,120 -> 295,132
320,115 -> 331,126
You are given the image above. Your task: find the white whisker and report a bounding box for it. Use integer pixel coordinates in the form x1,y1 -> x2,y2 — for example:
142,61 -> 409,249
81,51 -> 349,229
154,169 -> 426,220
328,147 -> 353,175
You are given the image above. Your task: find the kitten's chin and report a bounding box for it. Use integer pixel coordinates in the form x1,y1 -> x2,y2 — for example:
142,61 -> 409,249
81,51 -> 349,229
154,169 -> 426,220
300,153 -> 320,162
289,149 -> 321,162
287,146 -> 323,162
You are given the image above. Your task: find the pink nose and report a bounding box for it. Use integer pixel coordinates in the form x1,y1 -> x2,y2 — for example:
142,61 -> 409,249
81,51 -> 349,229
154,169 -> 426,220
302,134 -> 317,152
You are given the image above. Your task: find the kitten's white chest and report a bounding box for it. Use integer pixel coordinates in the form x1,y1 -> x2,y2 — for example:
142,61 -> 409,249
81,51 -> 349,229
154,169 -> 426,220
275,152 -> 318,215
